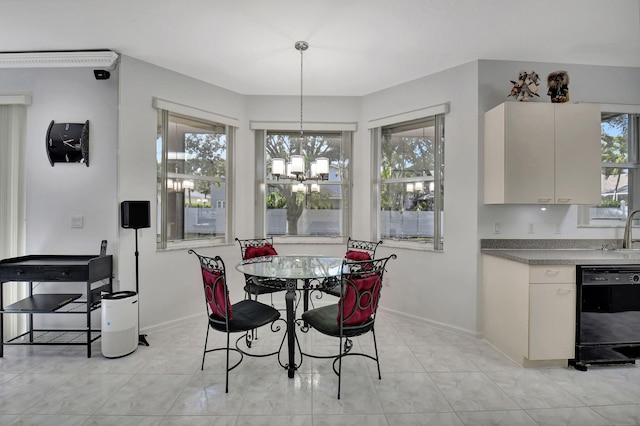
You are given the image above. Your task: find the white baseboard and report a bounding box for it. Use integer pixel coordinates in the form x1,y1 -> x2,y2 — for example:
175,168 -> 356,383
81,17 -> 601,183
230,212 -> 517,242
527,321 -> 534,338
378,306 -> 482,339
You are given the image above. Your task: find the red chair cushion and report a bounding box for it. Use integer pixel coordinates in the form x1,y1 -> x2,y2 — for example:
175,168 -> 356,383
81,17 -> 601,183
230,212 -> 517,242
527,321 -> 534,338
345,250 -> 371,261
338,273 -> 381,326
202,269 -> 233,320
244,244 -> 278,260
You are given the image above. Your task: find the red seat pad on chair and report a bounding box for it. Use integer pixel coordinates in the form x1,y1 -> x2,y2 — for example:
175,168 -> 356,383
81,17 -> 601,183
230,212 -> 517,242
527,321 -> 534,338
345,250 -> 371,261
244,244 -> 278,260
338,273 -> 381,326
202,269 -> 233,320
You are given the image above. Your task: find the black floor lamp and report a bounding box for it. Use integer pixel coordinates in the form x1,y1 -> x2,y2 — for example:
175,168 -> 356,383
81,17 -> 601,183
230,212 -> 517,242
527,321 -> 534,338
120,200 -> 151,346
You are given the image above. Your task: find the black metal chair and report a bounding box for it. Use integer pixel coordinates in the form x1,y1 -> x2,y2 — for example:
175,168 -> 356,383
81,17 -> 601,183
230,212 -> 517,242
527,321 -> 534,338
322,237 -> 383,297
301,254 -> 396,399
189,250 -> 281,393
235,237 -> 287,304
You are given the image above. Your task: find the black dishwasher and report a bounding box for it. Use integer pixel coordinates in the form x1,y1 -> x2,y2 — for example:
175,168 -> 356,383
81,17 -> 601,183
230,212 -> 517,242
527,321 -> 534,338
573,264 -> 640,370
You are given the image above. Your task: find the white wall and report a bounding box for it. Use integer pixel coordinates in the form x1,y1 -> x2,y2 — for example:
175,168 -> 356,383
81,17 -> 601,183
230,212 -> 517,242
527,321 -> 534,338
0,67 -> 119,256
361,62 -> 481,335
117,56 -> 251,330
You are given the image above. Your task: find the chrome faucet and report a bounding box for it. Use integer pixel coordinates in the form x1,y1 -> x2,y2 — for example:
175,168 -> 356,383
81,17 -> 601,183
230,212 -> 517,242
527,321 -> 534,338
623,209 -> 640,249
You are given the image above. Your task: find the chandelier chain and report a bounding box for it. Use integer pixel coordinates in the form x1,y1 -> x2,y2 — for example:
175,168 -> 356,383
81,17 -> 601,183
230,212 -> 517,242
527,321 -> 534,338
299,44 -> 304,139
295,40 -> 308,142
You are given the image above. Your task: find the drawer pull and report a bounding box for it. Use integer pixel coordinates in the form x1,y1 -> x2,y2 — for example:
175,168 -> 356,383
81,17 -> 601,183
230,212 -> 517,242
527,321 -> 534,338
545,269 -> 560,276
557,288 -> 574,295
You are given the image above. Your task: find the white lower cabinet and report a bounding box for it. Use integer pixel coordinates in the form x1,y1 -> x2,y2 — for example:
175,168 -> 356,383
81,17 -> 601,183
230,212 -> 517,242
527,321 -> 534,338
483,255 -> 576,366
529,282 -> 576,360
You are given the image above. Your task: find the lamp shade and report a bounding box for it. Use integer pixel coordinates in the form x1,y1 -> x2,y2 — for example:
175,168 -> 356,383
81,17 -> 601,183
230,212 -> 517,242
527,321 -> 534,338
183,180 -> 195,190
272,158 -> 285,176
315,157 -> 329,176
406,183 -> 414,192
290,155 -> 305,175
310,161 -> 317,179
414,181 -> 424,192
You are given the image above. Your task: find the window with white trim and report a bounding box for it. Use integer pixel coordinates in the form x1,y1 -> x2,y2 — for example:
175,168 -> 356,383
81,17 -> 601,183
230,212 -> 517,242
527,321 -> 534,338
156,109 -> 233,248
580,108 -> 640,226
257,129 -> 352,239
375,113 -> 445,250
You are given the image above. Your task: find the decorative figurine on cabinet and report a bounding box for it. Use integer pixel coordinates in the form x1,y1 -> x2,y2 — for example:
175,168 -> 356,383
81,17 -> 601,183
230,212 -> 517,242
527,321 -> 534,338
508,70 -> 540,101
547,70 -> 570,103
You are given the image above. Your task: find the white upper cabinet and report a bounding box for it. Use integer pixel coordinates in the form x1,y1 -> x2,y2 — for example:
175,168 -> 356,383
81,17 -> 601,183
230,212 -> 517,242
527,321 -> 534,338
484,102 -> 601,204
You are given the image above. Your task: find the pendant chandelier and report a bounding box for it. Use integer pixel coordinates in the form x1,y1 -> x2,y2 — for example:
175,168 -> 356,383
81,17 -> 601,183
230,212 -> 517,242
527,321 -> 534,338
271,41 -> 329,183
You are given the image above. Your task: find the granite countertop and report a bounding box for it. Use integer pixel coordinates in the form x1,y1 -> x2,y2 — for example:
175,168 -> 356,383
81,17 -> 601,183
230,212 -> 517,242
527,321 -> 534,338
480,239 -> 640,265
481,248 -> 640,265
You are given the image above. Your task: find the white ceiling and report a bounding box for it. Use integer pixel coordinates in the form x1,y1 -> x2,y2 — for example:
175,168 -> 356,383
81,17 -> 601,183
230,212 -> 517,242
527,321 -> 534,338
1,0 -> 639,96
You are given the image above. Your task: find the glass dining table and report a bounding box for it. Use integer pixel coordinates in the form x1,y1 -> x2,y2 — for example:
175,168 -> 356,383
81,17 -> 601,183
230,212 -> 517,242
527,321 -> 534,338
235,255 -> 344,378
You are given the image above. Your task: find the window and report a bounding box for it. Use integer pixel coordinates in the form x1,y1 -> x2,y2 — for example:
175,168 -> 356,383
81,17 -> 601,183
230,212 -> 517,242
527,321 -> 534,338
581,109 -> 640,225
262,130 -> 351,238
156,110 -> 233,248
376,113 -> 445,250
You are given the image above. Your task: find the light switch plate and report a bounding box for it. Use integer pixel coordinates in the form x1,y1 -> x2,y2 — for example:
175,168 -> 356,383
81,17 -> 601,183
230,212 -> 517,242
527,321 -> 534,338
71,215 -> 83,228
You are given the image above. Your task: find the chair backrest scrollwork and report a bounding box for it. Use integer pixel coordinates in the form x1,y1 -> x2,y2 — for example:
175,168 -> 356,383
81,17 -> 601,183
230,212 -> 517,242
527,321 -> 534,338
235,237 -> 277,260
338,254 -> 396,329
189,249 -> 233,324
345,237 -> 383,260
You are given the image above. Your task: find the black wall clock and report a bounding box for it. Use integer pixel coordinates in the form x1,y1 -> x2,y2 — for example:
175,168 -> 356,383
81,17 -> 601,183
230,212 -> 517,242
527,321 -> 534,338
46,120 -> 89,166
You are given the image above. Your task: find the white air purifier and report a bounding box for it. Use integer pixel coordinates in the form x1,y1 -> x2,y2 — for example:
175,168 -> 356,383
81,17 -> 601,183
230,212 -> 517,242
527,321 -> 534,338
101,291 -> 138,358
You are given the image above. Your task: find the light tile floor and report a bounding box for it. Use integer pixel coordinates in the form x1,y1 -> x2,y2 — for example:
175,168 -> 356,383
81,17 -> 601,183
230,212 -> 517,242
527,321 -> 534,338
1,311 -> 640,425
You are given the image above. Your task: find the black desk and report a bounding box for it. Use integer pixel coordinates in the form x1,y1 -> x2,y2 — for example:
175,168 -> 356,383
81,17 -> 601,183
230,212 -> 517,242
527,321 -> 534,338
0,254 -> 113,357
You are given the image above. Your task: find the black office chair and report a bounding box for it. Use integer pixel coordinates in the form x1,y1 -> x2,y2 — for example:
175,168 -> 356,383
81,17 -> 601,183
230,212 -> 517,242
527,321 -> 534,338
322,237 -> 383,297
235,237 -> 287,304
189,250 -> 281,393
302,254 -> 396,399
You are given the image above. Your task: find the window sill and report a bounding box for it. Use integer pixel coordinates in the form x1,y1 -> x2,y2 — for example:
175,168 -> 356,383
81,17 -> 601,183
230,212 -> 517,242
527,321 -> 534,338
271,235 -> 346,245
381,239 -> 441,252
157,237 -> 229,252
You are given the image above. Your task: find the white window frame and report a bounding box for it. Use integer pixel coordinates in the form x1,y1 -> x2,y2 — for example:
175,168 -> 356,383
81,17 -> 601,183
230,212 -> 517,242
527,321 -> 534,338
251,120 -> 356,244
578,104 -> 640,228
154,98 -> 237,249
370,103 -> 448,251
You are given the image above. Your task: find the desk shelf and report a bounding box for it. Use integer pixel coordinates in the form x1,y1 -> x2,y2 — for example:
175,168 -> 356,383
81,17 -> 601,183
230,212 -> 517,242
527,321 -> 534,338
2,293 -> 82,313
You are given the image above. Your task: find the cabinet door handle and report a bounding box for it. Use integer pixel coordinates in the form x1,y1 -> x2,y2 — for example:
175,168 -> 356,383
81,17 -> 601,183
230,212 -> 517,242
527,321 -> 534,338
545,269 -> 561,276
557,198 -> 571,203
538,198 -> 552,203
557,288 -> 574,295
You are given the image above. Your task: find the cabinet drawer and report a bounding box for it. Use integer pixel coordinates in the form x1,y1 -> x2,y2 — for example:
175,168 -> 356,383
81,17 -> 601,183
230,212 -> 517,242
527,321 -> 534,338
44,267 -> 88,281
0,266 -> 44,281
530,266 -> 575,283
